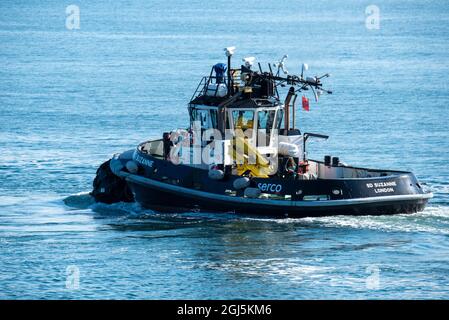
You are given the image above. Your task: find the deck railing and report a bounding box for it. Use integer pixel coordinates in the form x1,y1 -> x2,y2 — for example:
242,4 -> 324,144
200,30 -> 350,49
190,76 -> 230,101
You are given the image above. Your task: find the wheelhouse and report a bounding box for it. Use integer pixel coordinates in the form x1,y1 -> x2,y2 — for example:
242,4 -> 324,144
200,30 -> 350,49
188,101 -> 283,152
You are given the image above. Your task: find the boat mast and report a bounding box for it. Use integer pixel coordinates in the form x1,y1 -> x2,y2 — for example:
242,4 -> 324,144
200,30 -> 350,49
216,47 -> 237,134
224,46 -> 235,97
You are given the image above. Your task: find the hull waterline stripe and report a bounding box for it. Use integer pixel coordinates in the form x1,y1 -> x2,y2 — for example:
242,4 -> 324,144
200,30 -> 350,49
118,170 -> 433,208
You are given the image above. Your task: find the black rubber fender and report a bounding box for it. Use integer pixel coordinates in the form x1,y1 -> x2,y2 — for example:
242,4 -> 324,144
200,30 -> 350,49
91,159 -> 134,204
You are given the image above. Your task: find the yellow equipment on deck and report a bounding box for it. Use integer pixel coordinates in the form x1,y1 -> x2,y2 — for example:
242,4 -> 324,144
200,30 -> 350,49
229,136 -> 273,178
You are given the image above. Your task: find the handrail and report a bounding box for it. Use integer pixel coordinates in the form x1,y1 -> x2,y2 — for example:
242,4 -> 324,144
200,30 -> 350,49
303,132 -> 329,162
190,76 -> 230,101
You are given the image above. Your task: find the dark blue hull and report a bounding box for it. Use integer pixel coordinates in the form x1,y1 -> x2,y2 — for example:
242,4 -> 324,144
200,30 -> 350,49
128,177 -> 429,217
102,149 -> 432,218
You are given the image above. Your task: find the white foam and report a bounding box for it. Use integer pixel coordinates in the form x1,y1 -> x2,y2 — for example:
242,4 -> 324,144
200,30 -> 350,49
244,205 -> 449,234
198,258 -> 334,282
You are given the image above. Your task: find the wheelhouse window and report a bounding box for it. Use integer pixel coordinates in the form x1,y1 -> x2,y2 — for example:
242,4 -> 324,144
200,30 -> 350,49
226,111 -> 231,129
257,110 -> 276,130
210,109 -> 218,129
191,108 -> 219,130
232,110 -> 254,130
275,109 -> 283,130
232,110 -> 254,139
257,110 -> 276,146
198,109 -> 209,128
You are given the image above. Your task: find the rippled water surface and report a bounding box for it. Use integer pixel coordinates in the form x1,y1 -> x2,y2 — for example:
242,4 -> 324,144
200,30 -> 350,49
1,0 -> 448,299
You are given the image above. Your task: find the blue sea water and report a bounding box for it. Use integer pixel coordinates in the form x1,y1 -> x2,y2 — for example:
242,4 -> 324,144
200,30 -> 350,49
1,0 -> 449,299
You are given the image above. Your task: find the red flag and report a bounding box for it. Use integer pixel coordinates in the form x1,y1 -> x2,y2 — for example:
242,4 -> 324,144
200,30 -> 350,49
302,95 -> 309,111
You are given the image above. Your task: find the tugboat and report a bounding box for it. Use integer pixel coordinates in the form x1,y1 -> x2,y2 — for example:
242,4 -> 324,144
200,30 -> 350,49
91,47 -> 432,218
